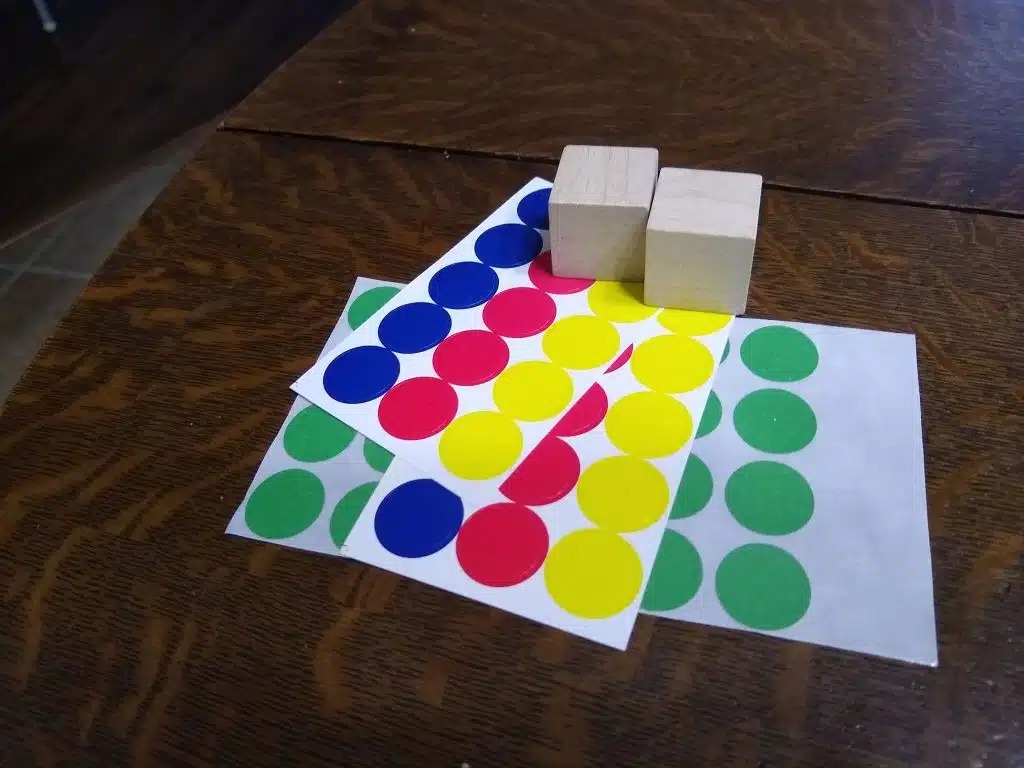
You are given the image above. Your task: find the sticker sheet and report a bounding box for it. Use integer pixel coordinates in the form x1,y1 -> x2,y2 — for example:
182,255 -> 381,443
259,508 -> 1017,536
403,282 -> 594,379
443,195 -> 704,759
640,319 -> 937,666
343,298 -> 732,650
292,179 -> 681,505
226,278 -> 404,552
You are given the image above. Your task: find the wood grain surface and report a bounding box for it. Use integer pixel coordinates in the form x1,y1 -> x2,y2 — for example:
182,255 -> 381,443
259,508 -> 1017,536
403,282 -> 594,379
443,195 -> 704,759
225,0 -> 1024,213
1,131 -> 1022,766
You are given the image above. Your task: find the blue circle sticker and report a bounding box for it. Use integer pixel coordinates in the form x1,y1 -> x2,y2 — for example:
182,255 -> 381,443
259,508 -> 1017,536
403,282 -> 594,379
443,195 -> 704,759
474,223 -> 543,268
517,188 -> 551,230
374,478 -> 464,558
377,302 -> 452,353
428,261 -> 499,309
323,345 -> 400,404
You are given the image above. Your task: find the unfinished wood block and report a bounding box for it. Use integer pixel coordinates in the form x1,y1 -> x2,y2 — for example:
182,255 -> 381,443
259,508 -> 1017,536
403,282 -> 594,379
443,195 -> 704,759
550,145 -> 659,281
644,167 -> 763,314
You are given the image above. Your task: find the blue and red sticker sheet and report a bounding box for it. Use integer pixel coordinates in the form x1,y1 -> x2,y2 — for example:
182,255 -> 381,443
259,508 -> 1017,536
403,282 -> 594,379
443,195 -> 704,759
291,179 -> 622,505
292,178 -> 703,509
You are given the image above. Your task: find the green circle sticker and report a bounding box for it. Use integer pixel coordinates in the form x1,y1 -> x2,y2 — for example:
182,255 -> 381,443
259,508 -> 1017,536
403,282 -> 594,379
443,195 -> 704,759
245,469 -> 324,539
362,439 -> 394,473
670,454 -> 713,519
348,286 -> 400,330
283,406 -> 356,462
725,461 -> 814,535
331,482 -> 378,547
733,389 -> 817,453
721,340 -> 731,363
740,326 -> 818,382
696,391 -> 722,438
642,530 -> 703,611
716,543 -> 810,630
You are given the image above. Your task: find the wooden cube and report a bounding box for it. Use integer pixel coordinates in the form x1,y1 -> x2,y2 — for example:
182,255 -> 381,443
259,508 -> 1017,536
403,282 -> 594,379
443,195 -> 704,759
644,167 -> 763,314
550,145 -> 659,281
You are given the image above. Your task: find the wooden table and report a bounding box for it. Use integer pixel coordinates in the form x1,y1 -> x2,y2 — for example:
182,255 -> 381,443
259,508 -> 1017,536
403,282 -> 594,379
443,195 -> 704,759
2,3 -> 1023,765
227,0 -> 1024,212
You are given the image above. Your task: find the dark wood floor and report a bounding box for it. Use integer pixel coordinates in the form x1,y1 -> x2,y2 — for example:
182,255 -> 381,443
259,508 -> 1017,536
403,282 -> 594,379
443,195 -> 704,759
0,0 -> 351,242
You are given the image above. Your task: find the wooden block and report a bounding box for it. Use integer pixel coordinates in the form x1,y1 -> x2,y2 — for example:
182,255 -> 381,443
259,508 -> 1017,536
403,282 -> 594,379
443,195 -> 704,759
550,145 -> 659,281
644,167 -> 763,314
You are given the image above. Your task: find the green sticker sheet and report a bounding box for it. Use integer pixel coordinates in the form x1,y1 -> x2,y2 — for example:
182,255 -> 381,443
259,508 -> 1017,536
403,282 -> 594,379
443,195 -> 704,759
225,278 -> 404,553
641,320 -> 937,666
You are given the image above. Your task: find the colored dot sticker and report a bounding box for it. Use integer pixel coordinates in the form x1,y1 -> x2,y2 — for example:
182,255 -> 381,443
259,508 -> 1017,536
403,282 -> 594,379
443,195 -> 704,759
734,389 -> 817,453
716,544 -> 811,630
323,345 -> 400,404
721,340 -> 731,363
377,302 -> 452,354
439,411 -> 523,480
374,479 -> 464,558
586,282 -> 658,323
696,391 -> 722,438
657,308 -> 732,337
541,315 -> 620,371
492,361 -> 573,422
631,334 -> 714,394
475,223 -> 543,268
283,405 -> 355,462
517,188 -> 551,230
740,325 -> 819,382
456,503 -> 549,587
604,344 -> 633,373
545,529 -> 643,619
528,251 -> 593,294
605,391 -> 693,458
428,261 -> 499,309
432,330 -> 509,386
348,286 -> 400,330
331,481 -> 377,547
577,456 -> 669,533
641,531 -> 703,612
670,454 -> 713,519
245,469 -> 324,540
499,436 -> 580,506
482,287 -> 557,338
378,377 -> 458,440
362,439 -> 393,472
551,384 -> 608,437
725,461 -> 814,535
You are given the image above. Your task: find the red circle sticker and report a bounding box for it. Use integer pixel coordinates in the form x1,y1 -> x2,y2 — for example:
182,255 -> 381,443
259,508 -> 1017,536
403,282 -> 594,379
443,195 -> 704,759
482,287 -> 557,338
378,377 -> 458,440
456,502 -> 549,587
528,251 -> 594,294
551,384 -> 608,437
432,329 -> 510,386
500,436 -> 581,507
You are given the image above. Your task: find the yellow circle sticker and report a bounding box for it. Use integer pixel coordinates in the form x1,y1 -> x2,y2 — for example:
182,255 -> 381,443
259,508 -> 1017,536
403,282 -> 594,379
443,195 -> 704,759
657,308 -> 731,336
492,360 -> 573,422
542,314 -> 620,371
586,282 -> 658,324
439,410 -> 523,480
630,334 -> 714,393
605,391 -> 693,458
544,529 -> 643,619
577,455 -> 669,532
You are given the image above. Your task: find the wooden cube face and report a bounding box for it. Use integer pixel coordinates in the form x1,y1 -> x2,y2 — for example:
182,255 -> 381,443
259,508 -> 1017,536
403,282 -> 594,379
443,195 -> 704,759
550,145 -> 659,281
645,167 -> 763,314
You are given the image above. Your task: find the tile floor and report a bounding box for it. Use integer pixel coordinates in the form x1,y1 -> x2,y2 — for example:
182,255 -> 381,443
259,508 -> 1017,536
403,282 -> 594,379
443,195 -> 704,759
0,127 -> 212,405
